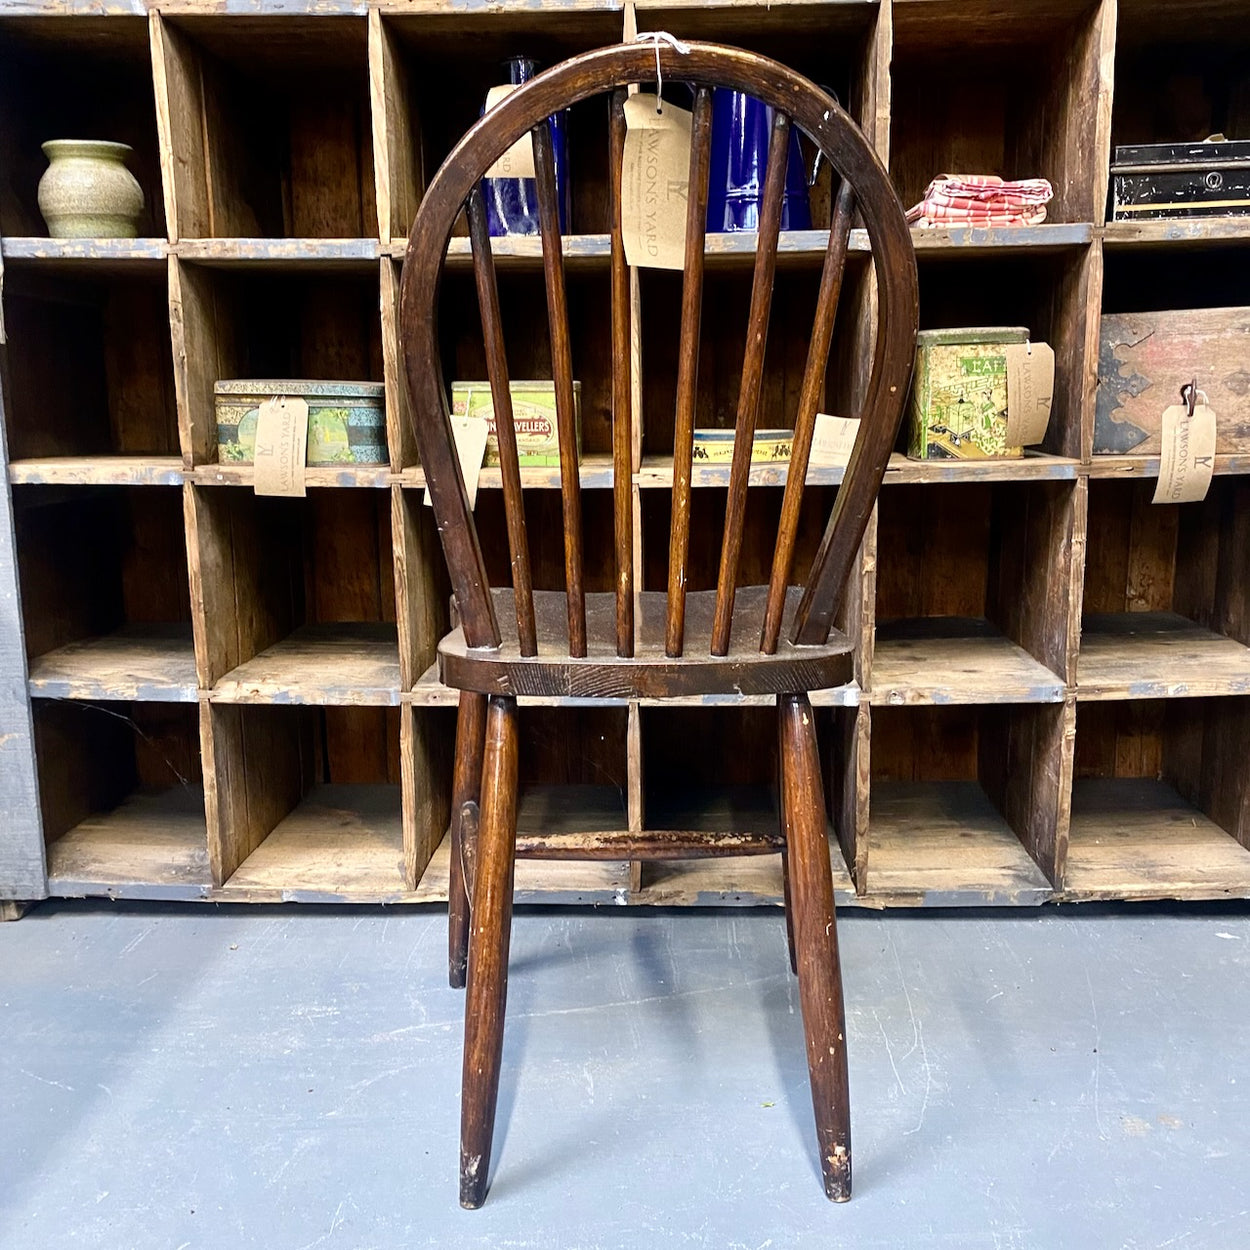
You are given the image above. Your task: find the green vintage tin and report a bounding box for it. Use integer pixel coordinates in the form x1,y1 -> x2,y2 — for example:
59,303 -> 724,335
214,380 -> 387,466
907,327 -> 1029,460
451,380 -> 581,467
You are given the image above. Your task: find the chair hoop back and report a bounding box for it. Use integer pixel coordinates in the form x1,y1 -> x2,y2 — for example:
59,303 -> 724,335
400,42 -> 918,660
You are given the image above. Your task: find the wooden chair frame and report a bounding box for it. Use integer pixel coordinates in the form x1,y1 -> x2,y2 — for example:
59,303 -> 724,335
400,41 -> 918,1208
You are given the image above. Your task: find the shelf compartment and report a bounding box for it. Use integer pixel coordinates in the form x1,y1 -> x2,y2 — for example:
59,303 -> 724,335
34,698 -> 207,900
0,17 -> 166,238
381,7 -> 624,241
219,783 -> 405,902
867,781 -> 1055,906
873,617 -> 1066,705
153,13 -> 373,241
205,701 -> 406,887
46,786 -> 210,902
1082,478 -> 1250,694
1078,611 -> 1250,700
1067,698 -> 1250,899
187,483 -> 395,692
912,248 -> 1093,459
891,0 -> 1109,227
171,260 -> 384,468
212,622 -> 400,706
14,485 -> 193,687
875,479 -> 1080,690
28,623 -> 197,703
869,703 -> 1070,895
8,456 -> 185,488
1065,779 -> 1250,902
2,266 -> 179,463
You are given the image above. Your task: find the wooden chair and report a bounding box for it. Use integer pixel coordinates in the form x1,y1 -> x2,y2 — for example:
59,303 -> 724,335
399,42 -> 918,1208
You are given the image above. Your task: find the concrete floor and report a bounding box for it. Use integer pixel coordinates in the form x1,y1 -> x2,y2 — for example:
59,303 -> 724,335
2,901 -> 1249,1249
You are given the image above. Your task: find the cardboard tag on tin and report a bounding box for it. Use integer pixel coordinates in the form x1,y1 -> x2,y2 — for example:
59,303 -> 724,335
1004,341 -> 1055,447
427,415 -> 489,510
809,413 -> 861,471
622,93 -> 692,270
1153,402 -> 1217,504
484,85 -> 536,180
253,396 -> 308,497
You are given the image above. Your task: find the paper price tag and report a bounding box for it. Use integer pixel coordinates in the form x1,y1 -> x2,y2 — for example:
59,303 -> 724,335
1004,341 -> 1055,447
809,413 -> 861,474
1152,402 -> 1216,504
622,93 -> 692,270
253,396 -> 308,497
484,85 -> 536,180
427,415 -> 489,511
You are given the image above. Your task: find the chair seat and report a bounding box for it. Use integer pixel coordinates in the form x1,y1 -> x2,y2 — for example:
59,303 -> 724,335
438,585 -> 853,699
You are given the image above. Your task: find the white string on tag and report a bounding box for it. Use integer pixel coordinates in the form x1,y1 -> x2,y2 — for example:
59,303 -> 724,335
633,31 -> 692,114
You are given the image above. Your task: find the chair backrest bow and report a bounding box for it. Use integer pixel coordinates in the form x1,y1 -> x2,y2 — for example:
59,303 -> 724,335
400,42 -> 918,662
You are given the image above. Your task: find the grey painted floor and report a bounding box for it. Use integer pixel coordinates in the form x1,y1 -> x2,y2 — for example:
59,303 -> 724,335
2,901 -> 1249,1249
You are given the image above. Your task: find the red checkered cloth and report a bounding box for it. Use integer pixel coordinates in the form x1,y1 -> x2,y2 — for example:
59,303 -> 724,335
906,175 -> 1053,228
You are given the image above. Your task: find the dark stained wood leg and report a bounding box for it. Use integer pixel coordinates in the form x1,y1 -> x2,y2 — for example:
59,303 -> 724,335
780,848 -> 799,977
778,741 -> 798,976
449,691 -> 487,989
779,692 -> 851,1202
460,695 -> 519,1209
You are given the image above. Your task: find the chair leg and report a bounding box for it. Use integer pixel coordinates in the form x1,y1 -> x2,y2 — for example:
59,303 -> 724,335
778,740 -> 798,976
460,694 -> 519,1209
449,691 -> 487,989
779,692 -> 851,1202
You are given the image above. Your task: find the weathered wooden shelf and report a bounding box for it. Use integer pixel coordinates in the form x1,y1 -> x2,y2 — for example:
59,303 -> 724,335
911,222 -> 1093,254
399,453 -> 616,492
1101,216 -> 1250,250
174,238 -> 380,269
218,784 -> 406,903
1077,612 -> 1250,700
8,456 -> 185,487
195,463 -> 392,489
867,781 -> 1054,906
1087,454 -> 1250,479
27,623 -> 198,702
1063,779 -> 1250,901
45,787 -> 210,902
872,618 -> 1067,705
212,623 -> 401,705
0,236 -> 168,273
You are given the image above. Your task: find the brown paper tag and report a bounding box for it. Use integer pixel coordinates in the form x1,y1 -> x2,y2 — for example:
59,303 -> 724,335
808,413 -> 861,472
426,415 -> 489,510
253,396 -> 308,497
622,93 -> 692,270
484,85 -> 536,180
1004,341 -> 1055,447
1153,403 -> 1216,504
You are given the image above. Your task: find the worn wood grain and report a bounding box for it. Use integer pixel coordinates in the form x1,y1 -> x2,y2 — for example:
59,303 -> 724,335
28,623 -> 197,703
1064,777 -> 1250,902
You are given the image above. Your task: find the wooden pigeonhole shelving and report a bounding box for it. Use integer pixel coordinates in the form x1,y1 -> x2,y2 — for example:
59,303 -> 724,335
2,0 -> 1249,912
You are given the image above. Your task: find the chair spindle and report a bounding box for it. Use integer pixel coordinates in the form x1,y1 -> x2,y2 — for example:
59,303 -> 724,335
467,187 -> 539,656
533,118 -> 587,657
710,110 -> 791,657
664,85 -> 714,659
610,89 -> 634,658
760,180 -> 857,655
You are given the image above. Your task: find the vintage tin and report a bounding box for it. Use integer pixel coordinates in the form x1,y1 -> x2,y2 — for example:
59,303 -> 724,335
691,429 -> 793,463
1112,140 -> 1250,221
451,380 -> 582,467
907,327 -> 1029,460
214,380 -> 387,466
